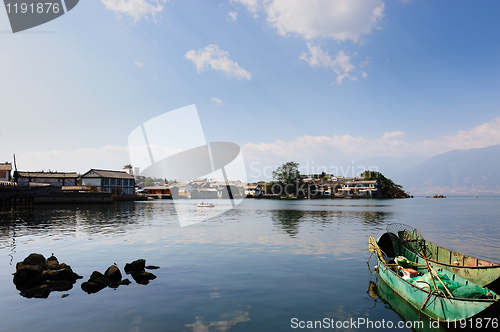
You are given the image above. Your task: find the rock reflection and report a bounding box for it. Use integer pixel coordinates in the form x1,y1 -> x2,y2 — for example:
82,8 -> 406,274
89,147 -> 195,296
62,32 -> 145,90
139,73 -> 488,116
185,309 -> 251,332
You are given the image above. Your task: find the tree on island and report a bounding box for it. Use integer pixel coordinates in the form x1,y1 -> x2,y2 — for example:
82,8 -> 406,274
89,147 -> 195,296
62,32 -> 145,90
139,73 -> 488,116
360,170 -> 410,198
272,161 -> 301,184
144,178 -> 155,187
272,161 -> 303,195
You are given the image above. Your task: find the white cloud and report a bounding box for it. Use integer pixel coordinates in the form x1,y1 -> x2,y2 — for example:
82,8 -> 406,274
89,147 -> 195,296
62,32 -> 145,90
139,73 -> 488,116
17,145 -> 131,174
231,0 -> 261,13
211,97 -> 223,107
134,61 -> 144,67
248,0 -> 385,42
381,131 -> 405,140
300,44 -> 358,85
227,11 -> 238,22
242,117 -> 500,170
101,0 -> 166,22
232,1 -> 383,84
184,44 -> 252,80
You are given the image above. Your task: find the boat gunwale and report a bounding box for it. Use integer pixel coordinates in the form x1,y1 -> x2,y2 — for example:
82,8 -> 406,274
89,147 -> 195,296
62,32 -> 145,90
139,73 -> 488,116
421,240 -> 500,268
387,223 -> 500,268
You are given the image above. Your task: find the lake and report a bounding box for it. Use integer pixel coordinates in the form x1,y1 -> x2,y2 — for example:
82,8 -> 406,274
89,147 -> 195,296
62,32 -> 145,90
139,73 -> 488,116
0,196 -> 499,331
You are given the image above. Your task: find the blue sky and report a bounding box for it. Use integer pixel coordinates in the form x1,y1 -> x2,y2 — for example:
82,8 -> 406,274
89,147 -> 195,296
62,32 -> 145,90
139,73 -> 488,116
1,0 -> 500,180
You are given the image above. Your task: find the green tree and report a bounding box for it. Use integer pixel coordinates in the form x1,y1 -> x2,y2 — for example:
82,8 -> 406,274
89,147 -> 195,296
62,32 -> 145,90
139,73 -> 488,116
272,162 -> 303,196
144,178 -> 155,187
272,161 -> 301,184
360,170 -> 409,198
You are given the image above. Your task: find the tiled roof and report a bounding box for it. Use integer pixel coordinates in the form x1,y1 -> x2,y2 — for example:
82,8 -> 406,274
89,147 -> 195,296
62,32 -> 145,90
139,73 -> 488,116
0,163 -> 11,171
16,171 -> 78,178
83,169 -> 135,179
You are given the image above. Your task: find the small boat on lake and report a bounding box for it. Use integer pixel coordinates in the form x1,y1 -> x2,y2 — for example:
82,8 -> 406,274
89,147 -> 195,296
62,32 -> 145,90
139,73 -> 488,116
386,223 -> 500,288
368,232 -> 499,322
197,202 -> 215,208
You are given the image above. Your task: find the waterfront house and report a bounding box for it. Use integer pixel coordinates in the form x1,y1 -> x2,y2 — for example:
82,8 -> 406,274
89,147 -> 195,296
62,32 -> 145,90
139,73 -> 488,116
0,163 -> 12,182
192,187 -> 218,199
80,169 -> 135,195
14,171 -> 78,187
245,184 -> 262,197
143,185 -> 170,195
335,180 -> 378,198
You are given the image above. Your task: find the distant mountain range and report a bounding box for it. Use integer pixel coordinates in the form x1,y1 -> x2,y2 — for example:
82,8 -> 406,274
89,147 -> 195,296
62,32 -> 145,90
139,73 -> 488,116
398,145 -> 500,194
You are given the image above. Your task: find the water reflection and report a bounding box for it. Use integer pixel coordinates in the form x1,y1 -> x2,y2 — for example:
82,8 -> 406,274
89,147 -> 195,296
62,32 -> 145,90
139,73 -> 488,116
377,278 -> 446,332
0,202 -> 150,248
272,210 -> 304,237
185,309 -> 251,332
272,209 -> 393,237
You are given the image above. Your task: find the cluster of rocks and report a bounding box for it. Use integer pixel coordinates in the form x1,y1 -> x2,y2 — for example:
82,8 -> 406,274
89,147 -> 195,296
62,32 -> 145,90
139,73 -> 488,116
13,253 -> 83,298
81,259 -> 158,294
427,194 -> 447,198
13,254 -> 159,298
125,259 -> 158,285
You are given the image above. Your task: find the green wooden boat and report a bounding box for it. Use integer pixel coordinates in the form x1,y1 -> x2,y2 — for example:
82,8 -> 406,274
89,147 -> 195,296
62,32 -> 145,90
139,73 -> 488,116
387,223 -> 500,288
369,234 -> 499,322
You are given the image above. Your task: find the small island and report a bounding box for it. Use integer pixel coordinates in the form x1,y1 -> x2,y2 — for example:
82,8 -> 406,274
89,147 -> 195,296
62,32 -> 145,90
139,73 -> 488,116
249,161 -> 411,199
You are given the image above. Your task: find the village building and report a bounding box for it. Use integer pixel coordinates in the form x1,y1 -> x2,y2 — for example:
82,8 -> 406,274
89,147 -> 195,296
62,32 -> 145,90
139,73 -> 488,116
335,180 -> 378,198
122,164 -> 134,175
245,183 -> 262,197
142,185 -> 170,195
14,171 -> 78,187
80,169 -> 135,195
168,182 -> 193,198
0,163 -> 12,182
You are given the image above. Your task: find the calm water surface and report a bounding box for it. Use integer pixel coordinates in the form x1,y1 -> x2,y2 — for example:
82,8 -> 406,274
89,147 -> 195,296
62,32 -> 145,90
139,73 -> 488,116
0,197 -> 499,331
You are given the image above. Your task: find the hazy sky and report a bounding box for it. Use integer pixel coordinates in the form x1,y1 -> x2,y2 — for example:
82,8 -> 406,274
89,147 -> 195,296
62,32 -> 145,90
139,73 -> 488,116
1,0 -> 499,180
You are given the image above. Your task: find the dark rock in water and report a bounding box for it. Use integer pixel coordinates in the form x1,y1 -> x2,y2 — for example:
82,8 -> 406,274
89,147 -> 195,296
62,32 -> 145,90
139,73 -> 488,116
45,280 -> 74,292
61,294 -> 69,298
145,265 -> 160,270
13,265 -> 43,287
83,265 -> 126,292
23,253 -> 46,268
89,271 -> 110,286
16,262 -> 43,273
104,265 -> 122,283
118,278 -> 131,286
90,271 -> 105,281
13,253 -> 81,298
81,281 -> 106,294
124,259 -> 146,274
45,255 -> 59,270
131,271 -> 157,285
41,267 -> 81,281
21,284 -> 50,298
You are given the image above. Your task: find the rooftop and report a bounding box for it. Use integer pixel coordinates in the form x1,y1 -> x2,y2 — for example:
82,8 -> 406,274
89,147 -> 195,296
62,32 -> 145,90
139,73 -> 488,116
15,171 -> 78,178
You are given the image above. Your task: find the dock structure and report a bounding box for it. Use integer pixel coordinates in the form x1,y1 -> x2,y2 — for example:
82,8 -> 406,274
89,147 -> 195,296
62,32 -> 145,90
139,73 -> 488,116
0,181 -> 52,212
